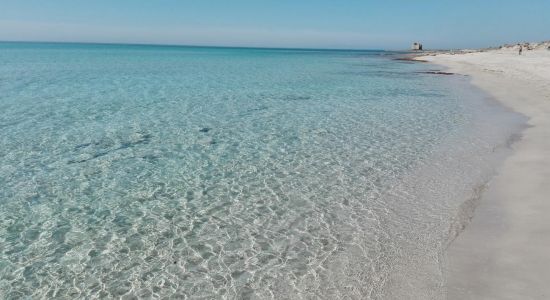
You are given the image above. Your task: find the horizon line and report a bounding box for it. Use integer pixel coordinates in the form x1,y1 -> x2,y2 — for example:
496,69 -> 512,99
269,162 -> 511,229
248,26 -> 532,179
0,39 -> 402,52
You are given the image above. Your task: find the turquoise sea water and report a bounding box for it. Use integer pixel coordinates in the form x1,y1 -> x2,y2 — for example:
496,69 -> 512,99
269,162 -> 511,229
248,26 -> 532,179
0,43 -> 524,299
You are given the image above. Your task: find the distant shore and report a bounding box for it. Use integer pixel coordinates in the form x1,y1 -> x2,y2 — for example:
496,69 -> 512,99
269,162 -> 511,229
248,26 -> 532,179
417,44 -> 550,299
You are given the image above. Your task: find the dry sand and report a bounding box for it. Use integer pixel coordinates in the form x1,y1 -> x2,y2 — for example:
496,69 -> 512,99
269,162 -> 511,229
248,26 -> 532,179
419,47 -> 550,299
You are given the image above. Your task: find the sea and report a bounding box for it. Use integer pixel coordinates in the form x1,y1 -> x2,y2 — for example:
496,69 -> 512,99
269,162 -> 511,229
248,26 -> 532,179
0,42 -> 525,299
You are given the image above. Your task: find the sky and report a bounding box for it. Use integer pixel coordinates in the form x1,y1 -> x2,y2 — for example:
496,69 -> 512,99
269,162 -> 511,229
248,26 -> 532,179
0,0 -> 549,50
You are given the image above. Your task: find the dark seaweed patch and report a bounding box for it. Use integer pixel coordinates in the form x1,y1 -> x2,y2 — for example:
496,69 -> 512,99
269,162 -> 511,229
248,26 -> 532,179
74,143 -> 92,150
141,154 -> 159,163
394,57 -> 428,62
416,71 -> 455,75
69,132 -> 153,164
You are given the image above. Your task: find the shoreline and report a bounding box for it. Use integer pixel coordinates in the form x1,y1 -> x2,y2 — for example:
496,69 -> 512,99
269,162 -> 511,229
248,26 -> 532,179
379,69 -> 526,299
417,48 -> 550,299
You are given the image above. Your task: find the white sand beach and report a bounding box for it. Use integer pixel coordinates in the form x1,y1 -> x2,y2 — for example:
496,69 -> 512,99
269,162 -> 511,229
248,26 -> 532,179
420,45 -> 550,299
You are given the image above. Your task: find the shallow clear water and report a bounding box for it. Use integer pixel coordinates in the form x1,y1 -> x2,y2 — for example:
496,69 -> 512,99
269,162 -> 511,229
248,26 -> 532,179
0,43 -> 524,299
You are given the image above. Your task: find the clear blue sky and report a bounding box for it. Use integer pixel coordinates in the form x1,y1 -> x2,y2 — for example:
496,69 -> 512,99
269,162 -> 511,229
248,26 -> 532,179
1,0 -> 549,50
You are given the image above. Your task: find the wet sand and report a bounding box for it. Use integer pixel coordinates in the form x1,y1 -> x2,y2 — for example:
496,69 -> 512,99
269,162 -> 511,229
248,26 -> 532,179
419,48 -> 550,299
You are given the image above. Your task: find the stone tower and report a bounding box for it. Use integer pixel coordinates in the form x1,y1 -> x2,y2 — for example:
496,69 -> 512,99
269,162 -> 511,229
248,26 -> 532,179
411,42 -> 423,51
